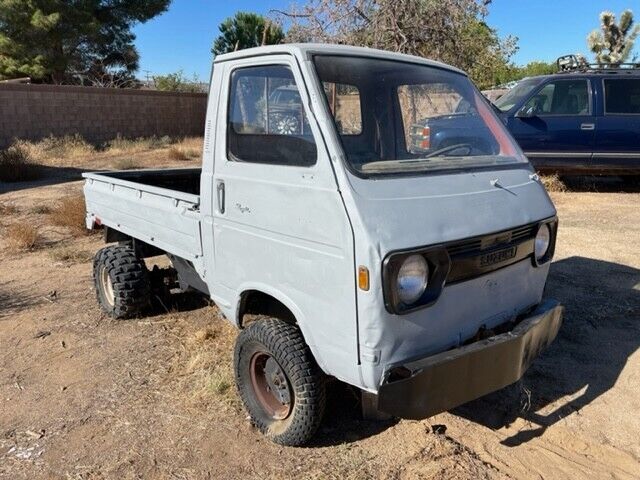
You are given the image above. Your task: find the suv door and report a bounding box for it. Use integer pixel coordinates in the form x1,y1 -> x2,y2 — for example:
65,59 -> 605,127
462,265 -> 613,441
506,78 -> 595,172
594,77 -> 640,173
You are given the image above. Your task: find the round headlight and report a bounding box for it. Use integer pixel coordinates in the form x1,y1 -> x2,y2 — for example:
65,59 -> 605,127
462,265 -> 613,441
396,254 -> 429,305
535,224 -> 551,262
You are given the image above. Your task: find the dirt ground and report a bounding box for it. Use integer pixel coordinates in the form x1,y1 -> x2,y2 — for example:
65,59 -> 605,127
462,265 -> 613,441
1,151 -> 639,479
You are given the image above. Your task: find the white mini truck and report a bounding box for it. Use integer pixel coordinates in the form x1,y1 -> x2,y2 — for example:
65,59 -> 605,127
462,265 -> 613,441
84,44 -> 563,446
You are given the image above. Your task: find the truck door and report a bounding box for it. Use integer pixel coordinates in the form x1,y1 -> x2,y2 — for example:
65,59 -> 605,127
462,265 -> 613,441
507,78 -> 595,172
209,55 -> 358,379
594,77 -> 640,172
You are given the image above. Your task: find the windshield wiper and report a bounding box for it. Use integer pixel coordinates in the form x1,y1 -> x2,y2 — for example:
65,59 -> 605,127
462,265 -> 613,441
398,143 -> 473,163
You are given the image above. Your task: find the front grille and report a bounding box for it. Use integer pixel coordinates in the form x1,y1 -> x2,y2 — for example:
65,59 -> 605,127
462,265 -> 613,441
445,223 -> 538,283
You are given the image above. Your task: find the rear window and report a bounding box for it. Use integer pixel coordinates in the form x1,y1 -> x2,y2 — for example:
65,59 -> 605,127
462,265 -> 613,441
604,79 -> 640,114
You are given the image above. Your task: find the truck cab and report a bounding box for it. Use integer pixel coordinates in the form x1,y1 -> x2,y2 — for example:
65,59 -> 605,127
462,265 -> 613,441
84,44 -> 563,446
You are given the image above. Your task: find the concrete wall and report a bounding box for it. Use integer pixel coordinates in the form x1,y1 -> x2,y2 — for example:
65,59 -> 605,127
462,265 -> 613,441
0,83 -> 207,147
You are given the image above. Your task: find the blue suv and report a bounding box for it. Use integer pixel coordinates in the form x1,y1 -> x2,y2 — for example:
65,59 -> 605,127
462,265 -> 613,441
493,61 -> 640,175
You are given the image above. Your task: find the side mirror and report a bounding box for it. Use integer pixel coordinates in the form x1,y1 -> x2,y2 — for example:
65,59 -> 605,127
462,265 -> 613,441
516,105 -> 537,118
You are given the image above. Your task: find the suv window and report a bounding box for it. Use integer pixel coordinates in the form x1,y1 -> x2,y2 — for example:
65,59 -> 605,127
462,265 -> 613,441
604,78 -> 640,114
227,65 -> 317,166
523,79 -> 590,116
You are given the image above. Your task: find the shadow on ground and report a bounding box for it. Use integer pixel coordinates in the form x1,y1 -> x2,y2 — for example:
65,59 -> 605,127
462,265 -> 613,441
0,165 -> 98,194
453,256 -> 640,446
561,175 -> 640,193
0,282 -> 44,319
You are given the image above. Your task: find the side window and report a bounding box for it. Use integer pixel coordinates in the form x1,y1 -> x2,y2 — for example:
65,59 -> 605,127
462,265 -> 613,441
523,80 -> 589,115
227,65 -> 317,166
604,79 -> 640,114
322,82 -> 362,135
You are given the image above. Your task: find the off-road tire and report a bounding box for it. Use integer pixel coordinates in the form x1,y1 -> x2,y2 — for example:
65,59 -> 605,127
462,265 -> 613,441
234,318 -> 326,446
93,244 -> 151,319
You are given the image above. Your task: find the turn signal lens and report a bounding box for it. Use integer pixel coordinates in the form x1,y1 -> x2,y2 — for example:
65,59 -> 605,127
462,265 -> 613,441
358,266 -> 370,291
420,127 -> 431,149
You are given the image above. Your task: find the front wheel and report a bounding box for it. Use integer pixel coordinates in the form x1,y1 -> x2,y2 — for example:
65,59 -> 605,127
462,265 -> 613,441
234,318 -> 325,446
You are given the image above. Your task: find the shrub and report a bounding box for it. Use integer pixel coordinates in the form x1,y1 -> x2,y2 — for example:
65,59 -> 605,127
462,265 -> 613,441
30,205 -> 52,215
112,158 -> 141,170
0,202 -> 19,215
540,174 -> 567,193
49,195 -> 89,235
49,246 -> 93,264
0,144 -> 43,182
5,223 -> 40,251
168,147 -> 190,161
37,134 -> 94,159
107,135 -> 174,152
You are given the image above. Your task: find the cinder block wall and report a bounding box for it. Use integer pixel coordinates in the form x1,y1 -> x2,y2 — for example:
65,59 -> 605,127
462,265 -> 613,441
0,84 -> 207,147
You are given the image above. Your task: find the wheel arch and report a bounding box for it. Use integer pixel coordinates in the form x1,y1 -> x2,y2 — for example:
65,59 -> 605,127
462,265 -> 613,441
233,285 -> 326,374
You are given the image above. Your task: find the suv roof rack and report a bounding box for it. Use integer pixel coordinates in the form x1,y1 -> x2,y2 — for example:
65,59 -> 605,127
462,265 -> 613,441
557,54 -> 640,74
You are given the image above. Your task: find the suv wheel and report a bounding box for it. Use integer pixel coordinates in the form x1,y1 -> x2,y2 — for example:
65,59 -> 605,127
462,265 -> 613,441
93,244 -> 151,319
234,318 -> 325,446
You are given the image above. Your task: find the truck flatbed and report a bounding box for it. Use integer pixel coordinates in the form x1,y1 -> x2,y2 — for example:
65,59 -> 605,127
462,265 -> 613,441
83,168 -> 203,264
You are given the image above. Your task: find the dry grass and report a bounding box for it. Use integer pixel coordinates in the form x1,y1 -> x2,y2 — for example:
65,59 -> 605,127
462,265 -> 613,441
540,174 -> 567,193
0,202 -> 19,216
167,147 -> 190,161
107,135 -> 174,153
0,144 -> 43,182
168,138 -> 202,162
112,157 -> 141,170
180,321 -> 240,410
30,205 -> 52,215
49,245 -> 93,264
49,195 -> 89,235
5,223 -> 40,252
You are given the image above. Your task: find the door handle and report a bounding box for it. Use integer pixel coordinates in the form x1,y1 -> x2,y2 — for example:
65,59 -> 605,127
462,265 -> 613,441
580,123 -> 595,131
216,181 -> 225,214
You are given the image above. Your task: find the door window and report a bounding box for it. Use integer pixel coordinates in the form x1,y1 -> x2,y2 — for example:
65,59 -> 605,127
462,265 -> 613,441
227,65 -> 317,166
604,78 -> 640,114
523,80 -> 590,116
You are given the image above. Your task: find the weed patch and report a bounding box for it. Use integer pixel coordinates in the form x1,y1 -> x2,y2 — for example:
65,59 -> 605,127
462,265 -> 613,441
112,158 -> 141,170
49,245 -> 93,264
5,223 -> 40,251
0,144 -> 43,182
49,195 -> 89,235
540,174 -> 567,193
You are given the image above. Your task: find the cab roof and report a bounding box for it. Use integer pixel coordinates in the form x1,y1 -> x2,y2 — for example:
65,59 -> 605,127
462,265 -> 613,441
213,43 -> 467,76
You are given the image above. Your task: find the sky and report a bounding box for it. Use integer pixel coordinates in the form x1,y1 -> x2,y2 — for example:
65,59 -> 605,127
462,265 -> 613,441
133,0 -> 640,81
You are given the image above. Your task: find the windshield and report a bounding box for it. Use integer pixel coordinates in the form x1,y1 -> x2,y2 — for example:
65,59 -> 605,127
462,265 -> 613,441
493,78 -> 542,112
313,55 -> 527,176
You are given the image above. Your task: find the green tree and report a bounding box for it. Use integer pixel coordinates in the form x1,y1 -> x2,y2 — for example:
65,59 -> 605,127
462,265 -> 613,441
492,60 -> 557,87
212,12 -> 284,55
587,10 -> 640,65
153,70 -> 205,93
0,0 -> 171,84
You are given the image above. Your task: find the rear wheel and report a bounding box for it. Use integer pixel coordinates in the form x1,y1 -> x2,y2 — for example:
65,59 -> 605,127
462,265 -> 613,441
93,244 -> 151,319
234,318 -> 325,446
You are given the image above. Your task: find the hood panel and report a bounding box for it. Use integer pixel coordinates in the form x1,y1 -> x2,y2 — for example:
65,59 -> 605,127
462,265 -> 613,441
347,166 -> 555,253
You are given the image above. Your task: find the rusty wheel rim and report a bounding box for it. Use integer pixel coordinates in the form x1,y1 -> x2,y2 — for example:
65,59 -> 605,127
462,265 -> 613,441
249,352 -> 292,420
99,266 -> 115,308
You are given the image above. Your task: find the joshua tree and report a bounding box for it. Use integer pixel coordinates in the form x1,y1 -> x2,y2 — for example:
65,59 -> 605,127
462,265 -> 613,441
587,10 -> 640,65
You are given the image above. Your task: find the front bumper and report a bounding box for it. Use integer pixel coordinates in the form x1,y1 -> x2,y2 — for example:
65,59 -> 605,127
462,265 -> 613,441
377,299 -> 563,419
